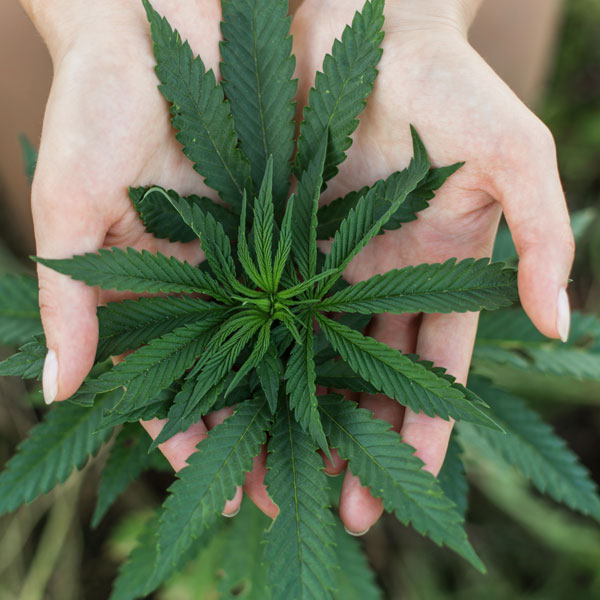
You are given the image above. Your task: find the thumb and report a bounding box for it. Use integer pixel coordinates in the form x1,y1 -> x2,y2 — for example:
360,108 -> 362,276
498,126 -> 575,342
33,180 -> 106,404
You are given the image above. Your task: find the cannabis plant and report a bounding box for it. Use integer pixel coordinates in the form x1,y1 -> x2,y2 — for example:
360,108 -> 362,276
1,0 -> 599,598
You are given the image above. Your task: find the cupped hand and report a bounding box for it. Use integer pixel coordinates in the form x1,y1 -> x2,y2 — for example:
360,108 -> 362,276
30,0 -> 247,515
274,0 -> 576,534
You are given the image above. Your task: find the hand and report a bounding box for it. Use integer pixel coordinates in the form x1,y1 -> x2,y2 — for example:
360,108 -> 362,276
280,0 -> 574,534
26,0 -> 245,515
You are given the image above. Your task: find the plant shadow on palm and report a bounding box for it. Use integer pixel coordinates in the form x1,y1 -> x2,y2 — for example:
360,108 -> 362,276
0,1 -> 599,599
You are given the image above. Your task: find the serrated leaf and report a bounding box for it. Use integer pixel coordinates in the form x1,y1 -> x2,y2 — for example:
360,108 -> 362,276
316,315 -> 499,429
295,0 -> 384,182
217,501 -> 272,599
257,344 -> 283,413
0,334 -> 46,379
92,424 -> 164,527
315,358 -> 377,393
459,378 -> 600,522
0,390 -> 120,517
292,135 -> 327,281
318,259 -> 518,314
319,395 -> 484,572
317,163 -> 462,240
264,407 -> 337,600
143,0 -> 251,208
82,319 -> 225,413
96,385 -> 177,432
97,296 -> 226,361
165,194 -> 242,291
317,130 -> 430,295
34,248 -> 230,302
238,193 -> 267,288
0,273 -> 42,345
333,519 -> 382,600
220,0 -> 296,211
285,314 -> 329,454
437,433 -> 468,519
272,196 -> 294,290
253,159 -> 275,291
153,397 -> 271,586
129,186 -> 238,243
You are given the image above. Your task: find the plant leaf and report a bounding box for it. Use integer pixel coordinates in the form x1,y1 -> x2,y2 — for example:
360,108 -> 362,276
317,129 -> 430,295
0,390 -> 120,517
437,433 -> 468,519
295,0 -> 384,182
285,314 -> 329,454
164,193 -> 238,288
92,424 -> 165,527
315,358 -> 377,393
0,334 -> 46,379
253,158 -> 275,291
129,186 -> 238,243
81,318 -> 225,413
34,248 -> 230,302
143,0 -> 251,209
237,192 -> 267,288
318,259 -> 518,314
97,296 -> 227,361
459,378 -> 600,522
333,518 -> 382,600
220,0 -> 296,211
292,135 -> 327,281
257,343 -> 283,413
154,397 -> 271,585
264,406 -> 337,600
317,163 -> 464,240
316,314 -> 500,429
272,195 -> 294,290
0,273 -> 42,345
319,395 -> 484,572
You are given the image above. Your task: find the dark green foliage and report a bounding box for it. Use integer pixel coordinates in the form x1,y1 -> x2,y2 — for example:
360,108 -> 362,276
0,391 -> 119,516
264,408 -> 337,598
0,273 -> 42,345
220,0 -> 297,211
143,0 -> 251,209
92,424 -> 167,527
319,395 -> 484,572
3,1 -> 595,599
129,186 -> 238,242
459,378 -> 600,522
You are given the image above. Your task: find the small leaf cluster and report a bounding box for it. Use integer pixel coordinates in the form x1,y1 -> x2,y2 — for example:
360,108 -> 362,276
1,1 -> 597,599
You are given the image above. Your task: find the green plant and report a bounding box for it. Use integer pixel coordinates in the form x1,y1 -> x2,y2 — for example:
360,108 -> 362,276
0,1 -> 598,599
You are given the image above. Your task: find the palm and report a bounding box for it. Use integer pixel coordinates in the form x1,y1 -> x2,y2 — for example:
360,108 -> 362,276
289,1 -> 551,531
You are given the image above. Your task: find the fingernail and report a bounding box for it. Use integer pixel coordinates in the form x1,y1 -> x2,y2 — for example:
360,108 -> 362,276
222,506 -> 240,518
42,349 -> 58,405
557,287 -> 570,343
324,470 -> 341,478
344,525 -> 370,537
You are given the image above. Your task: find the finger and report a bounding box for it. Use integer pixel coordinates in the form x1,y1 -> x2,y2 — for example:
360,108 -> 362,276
321,448 -> 346,476
339,313 -> 418,535
400,311 -> 479,477
204,406 -> 243,517
32,179 -> 105,405
498,127 -> 575,341
243,446 -> 278,519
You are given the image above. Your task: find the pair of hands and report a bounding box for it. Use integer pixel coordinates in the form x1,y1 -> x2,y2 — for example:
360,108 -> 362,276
28,0 -> 573,534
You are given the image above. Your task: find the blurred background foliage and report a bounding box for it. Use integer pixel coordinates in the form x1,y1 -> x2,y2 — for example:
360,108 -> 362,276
0,1 -> 599,599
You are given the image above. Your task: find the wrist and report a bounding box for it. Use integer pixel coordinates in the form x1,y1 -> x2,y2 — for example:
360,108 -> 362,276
385,0 -> 483,37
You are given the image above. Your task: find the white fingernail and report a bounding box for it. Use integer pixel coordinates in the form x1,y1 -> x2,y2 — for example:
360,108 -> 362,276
42,349 -> 58,405
557,287 -> 570,343
222,506 -> 240,518
344,526 -> 370,537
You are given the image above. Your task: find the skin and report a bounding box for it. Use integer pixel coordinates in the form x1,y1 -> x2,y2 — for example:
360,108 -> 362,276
21,0 -> 573,528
